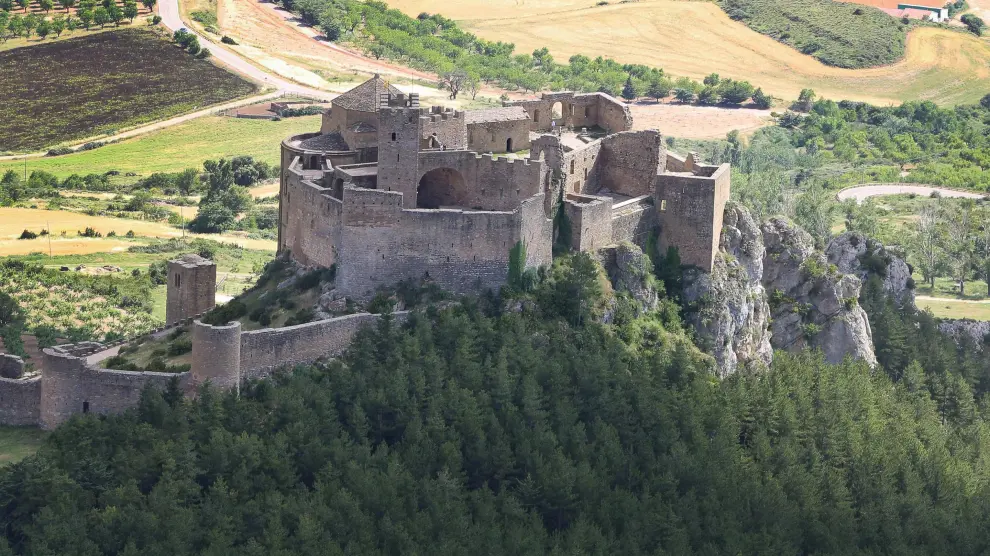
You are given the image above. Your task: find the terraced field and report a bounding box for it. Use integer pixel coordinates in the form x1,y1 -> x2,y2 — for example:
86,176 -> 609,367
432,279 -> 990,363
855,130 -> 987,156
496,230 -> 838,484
392,0 -> 990,104
0,28 -> 256,152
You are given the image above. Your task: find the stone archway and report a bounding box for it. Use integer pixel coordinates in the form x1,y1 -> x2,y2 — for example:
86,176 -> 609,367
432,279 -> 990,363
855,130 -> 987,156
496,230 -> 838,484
506,137 -> 513,152
417,167 -> 468,209
551,101 -> 563,121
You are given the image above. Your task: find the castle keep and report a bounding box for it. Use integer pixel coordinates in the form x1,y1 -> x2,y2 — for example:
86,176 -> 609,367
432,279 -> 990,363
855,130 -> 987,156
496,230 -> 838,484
280,75 -> 730,298
0,77 -> 731,430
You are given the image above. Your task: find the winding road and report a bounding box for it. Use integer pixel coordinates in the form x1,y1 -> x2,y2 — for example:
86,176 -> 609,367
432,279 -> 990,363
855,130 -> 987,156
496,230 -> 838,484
159,0 -> 327,98
837,183 -> 987,204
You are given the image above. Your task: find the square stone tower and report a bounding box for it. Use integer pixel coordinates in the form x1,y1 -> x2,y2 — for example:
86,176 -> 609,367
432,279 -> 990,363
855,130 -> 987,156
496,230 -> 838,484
165,254 -> 217,325
376,92 -> 421,206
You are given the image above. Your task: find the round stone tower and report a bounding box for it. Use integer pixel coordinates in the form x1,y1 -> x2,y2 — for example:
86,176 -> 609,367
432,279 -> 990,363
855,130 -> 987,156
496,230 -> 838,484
191,320 -> 241,391
40,346 -> 90,430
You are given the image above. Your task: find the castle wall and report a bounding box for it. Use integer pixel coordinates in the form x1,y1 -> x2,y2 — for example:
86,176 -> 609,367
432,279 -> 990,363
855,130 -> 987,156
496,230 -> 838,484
239,313 -> 396,378
591,93 -> 634,133
562,141 -> 604,195
420,108 -> 467,150
565,194 -> 613,252
417,151 -> 544,211
466,119 -> 531,153
83,369 -> 178,419
600,130 -> 664,198
283,169 -> 342,267
191,320 -> 241,389
0,377 -> 40,426
40,346 -> 183,430
656,163 -> 730,271
611,198 -> 657,248
338,200 -> 545,298
341,186 -> 403,227
507,92 -> 632,132
518,195 -> 554,269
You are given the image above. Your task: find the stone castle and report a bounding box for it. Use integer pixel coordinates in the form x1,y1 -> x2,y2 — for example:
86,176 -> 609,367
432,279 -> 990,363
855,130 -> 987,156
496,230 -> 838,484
0,76 -> 730,429
279,75 -> 730,297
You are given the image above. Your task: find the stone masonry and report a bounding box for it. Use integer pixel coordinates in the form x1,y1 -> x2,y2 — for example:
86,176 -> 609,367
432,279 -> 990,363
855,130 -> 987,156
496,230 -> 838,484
166,254 -> 217,325
279,76 -> 731,299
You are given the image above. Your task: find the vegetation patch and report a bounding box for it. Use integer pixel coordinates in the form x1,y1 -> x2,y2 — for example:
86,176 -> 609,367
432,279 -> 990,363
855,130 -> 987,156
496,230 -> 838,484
717,0 -> 907,68
0,28 -> 255,152
0,426 -> 47,466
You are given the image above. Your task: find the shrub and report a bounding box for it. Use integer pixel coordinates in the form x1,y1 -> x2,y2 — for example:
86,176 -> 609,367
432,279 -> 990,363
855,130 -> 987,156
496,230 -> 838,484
221,35 -> 237,44
167,338 -> 192,356
18,230 -> 38,240
78,141 -> 105,151
46,146 -> 74,157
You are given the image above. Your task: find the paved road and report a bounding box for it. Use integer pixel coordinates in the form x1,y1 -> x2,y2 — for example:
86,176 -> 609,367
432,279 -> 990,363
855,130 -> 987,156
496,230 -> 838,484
158,0 -> 328,98
837,184 -> 986,204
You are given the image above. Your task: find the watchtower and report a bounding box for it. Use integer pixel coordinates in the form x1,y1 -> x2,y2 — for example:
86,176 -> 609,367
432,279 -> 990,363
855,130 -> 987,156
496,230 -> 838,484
376,92 -> 421,207
165,254 -> 217,325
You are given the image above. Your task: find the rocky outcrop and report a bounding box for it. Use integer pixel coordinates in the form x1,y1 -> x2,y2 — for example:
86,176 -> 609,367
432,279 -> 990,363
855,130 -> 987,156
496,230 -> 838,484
938,319 -> 990,351
682,204 -> 772,377
762,217 -> 877,367
826,232 -> 915,306
599,243 -> 660,314
682,205 -> 879,375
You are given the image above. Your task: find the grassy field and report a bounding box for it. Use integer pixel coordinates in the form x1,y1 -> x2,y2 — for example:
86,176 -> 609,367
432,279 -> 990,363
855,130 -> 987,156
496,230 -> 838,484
917,298 -> 990,320
0,115 -> 320,179
0,207 -> 276,256
399,0 -> 990,104
0,427 -> 47,466
0,29 -> 256,153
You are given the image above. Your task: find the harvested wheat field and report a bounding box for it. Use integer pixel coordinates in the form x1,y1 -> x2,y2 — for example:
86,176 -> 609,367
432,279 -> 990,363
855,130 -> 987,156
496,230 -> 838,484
392,0 -> 990,105
0,208 -> 275,256
629,102 -> 773,138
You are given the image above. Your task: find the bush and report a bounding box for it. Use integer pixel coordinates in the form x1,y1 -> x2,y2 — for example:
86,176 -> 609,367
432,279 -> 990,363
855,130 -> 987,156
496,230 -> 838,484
167,338 -> 192,356
221,35 -> 237,44
18,230 -> 38,240
46,146 -> 74,157
78,141 -> 105,151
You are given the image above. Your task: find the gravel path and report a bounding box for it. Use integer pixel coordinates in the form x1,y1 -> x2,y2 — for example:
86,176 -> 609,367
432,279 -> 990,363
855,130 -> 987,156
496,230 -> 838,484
837,184 -> 986,204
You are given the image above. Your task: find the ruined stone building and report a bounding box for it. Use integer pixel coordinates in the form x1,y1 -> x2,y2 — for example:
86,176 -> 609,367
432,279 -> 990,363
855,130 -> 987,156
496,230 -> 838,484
0,77 -> 733,430
280,75 -> 730,298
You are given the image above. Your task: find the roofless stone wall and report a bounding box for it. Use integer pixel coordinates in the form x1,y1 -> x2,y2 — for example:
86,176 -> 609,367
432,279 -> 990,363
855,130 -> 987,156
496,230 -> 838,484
0,311 -> 406,429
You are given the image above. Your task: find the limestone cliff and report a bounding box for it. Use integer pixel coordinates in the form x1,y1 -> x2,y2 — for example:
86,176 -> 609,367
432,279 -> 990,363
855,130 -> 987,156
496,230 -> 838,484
682,204 -> 772,377
938,320 -> 990,351
599,243 -> 660,315
826,232 -> 915,306
762,217 -> 877,367
682,204 -> 878,375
